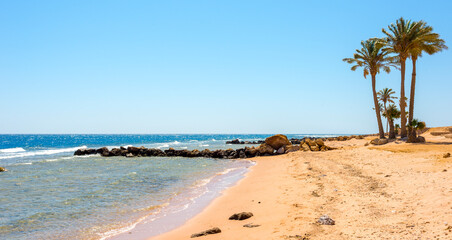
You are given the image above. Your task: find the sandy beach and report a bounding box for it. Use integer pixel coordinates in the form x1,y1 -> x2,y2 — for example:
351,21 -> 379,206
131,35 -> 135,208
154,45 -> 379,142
151,128 -> 452,240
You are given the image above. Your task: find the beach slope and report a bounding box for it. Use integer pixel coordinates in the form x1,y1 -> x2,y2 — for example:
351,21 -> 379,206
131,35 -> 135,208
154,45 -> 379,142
151,128 -> 452,239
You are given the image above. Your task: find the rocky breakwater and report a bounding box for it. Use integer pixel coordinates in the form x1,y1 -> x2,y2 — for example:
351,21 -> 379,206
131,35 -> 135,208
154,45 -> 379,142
74,134 -> 335,159
226,139 -> 265,145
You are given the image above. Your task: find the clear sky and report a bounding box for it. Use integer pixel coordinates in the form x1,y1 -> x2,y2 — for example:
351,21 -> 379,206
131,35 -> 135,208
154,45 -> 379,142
1,0 -> 451,134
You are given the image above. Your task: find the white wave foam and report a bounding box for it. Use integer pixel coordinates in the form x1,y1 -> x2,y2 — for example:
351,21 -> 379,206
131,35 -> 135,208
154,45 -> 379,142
199,144 -> 209,147
98,206 -> 164,240
156,144 -> 170,149
0,146 -> 87,160
98,215 -> 150,240
0,147 -> 26,153
45,159 -> 60,162
14,162 -> 32,165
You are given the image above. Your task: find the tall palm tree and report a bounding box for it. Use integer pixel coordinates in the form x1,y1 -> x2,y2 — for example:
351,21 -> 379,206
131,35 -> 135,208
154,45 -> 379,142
383,104 -> 401,139
406,21 -> 448,142
377,88 -> 397,134
382,17 -> 425,138
343,39 -> 397,139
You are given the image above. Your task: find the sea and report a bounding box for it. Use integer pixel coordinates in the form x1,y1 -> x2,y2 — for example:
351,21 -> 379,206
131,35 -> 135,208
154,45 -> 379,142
0,134 -> 337,240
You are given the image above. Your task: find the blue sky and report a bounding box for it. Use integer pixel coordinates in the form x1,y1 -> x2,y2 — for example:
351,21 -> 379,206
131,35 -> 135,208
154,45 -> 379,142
1,0 -> 451,134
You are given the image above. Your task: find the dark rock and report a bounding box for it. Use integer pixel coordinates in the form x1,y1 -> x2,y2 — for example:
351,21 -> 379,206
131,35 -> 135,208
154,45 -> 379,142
164,148 -> 176,157
110,148 -> 122,156
187,149 -> 200,158
97,147 -> 110,157
190,227 -> 221,238
244,147 -> 259,158
0,167 -> 7,172
226,139 -> 243,144
277,147 -> 285,154
74,149 -> 84,155
127,146 -> 141,155
416,136 -> 425,143
211,149 -> 226,158
74,148 -> 97,156
229,212 -> 253,220
443,153 -> 451,158
226,139 -> 264,145
97,147 -> 109,154
238,150 -> 247,158
200,149 -> 212,157
243,223 -> 260,228
317,215 -> 335,225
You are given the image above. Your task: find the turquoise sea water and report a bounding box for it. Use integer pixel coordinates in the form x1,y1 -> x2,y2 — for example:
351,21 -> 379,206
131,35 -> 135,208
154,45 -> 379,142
0,134 -> 337,239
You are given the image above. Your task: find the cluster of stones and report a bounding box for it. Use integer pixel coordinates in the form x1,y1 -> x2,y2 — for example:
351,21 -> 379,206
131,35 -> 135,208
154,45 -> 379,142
326,135 -> 365,141
74,134 -> 335,159
226,135 -> 365,146
75,146 -> 257,159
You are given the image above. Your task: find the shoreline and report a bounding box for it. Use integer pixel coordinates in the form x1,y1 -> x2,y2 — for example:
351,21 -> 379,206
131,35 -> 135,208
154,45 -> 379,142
108,160 -> 255,240
147,130 -> 452,239
148,153 -> 293,240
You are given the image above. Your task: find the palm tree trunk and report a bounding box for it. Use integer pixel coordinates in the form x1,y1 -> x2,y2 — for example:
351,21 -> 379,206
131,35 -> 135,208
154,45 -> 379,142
389,118 -> 395,139
400,58 -> 407,138
384,103 -> 388,135
407,57 -> 417,143
372,74 -> 385,139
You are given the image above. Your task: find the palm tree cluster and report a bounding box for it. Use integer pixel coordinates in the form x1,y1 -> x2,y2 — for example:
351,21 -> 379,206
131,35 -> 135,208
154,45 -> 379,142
344,17 -> 447,140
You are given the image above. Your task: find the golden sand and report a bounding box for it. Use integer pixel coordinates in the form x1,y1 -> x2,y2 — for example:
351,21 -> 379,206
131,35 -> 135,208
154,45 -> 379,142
150,127 -> 452,239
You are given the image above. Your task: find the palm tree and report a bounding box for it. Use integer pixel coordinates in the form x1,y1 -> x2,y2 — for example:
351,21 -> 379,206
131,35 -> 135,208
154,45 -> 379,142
408,119 -> 426,142
383,104 -> 401,139
377,88 -> 397,134
406,21 -> 448,142
343,39 -> 397,139
382,17 -> 425,138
